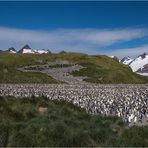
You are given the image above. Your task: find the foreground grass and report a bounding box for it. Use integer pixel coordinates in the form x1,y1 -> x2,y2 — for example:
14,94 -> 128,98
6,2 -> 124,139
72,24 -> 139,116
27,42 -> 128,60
0,53 -> 148,83
0,96 -> 147,147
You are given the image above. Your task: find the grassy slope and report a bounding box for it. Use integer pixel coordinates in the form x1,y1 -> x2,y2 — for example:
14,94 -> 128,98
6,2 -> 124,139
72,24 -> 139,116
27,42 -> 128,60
0,53 -> 60,83
70,55 -> 148,83
48,52 -> 148,83
0,96 -> 147,147
0,52 -> 148,83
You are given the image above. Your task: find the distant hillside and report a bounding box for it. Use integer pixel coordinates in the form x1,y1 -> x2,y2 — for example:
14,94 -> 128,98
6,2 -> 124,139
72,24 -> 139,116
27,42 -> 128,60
0,52 -> 148,83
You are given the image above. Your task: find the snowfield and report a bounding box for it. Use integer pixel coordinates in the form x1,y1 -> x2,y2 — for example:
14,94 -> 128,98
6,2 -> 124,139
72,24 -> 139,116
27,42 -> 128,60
129,55 -> 148,72
121,53 -> 148,76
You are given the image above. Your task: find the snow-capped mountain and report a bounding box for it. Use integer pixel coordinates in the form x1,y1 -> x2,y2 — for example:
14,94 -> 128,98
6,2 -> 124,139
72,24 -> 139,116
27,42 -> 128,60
18,44 -> 35,54
34,49 -> 51,54
0,45 -> 51,54
121,53 -> 148,76
120,56 -> 133,65
17,45 -> 51,54
6,47 -> 17,53
136,64 -> 148,76
129,53 -> 148,75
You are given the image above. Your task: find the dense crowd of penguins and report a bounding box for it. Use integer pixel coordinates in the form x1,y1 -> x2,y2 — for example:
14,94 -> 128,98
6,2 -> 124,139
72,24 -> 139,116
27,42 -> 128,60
0,84 -> 147,126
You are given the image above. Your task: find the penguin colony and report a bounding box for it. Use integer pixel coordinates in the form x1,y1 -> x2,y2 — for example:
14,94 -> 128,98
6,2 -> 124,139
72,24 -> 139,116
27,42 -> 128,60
0,84 -> 147,126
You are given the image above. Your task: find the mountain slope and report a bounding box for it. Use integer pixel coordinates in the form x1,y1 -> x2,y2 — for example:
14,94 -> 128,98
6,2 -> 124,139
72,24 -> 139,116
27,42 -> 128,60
0,53 -> 61,83
121,56 -> 133,65
0,52 -> 148,83
109,56 -> 119,62
129,53 -> 148,74
34,49 -> 51,54
18,44 -> 35,54
120,53 -> 148,76
6,47 -> 17,53
69,55 -> 148,83
17,45 -> 51,54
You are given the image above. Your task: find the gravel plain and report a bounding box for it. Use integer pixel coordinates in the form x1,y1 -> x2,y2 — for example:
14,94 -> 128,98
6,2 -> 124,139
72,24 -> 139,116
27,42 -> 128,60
18,60 -> 88,84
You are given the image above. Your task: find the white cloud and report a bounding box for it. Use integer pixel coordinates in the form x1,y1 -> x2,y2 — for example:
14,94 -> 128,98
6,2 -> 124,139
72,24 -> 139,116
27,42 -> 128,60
106,44 -> 148,58
0,27 -> 147,55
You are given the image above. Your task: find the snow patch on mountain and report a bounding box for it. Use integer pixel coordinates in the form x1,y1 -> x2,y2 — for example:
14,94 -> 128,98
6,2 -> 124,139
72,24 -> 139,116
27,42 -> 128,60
22,48 -> 35,54
120,56 -> 133,65
129,53 -> 148,72
7,47 -> 17,53
34,49 -> 49,54
9,50 -> 16,53
120,53 -> 148,76
136,72 -> 148,76
17,45 -> 51,54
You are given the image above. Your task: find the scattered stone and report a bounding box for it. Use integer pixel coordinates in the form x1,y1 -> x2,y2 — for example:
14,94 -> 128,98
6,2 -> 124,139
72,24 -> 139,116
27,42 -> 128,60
38,107 -> 48,114
18,60 -> 88,84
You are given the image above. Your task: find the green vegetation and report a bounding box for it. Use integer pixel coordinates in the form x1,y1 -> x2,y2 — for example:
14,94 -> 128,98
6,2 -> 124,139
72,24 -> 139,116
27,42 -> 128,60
0,52 -> 148,83
0,96 -> 148,147
0,53 -> 60,83
70,55 -> 148,83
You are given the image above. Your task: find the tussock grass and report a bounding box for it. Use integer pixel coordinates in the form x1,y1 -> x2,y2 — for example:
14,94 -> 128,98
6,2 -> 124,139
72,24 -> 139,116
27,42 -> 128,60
0,96 -> 147,147
0,53 -> 148,83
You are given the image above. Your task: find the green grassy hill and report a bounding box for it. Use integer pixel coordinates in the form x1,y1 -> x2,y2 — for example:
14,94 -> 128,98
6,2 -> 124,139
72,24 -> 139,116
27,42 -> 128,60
0,52 -> 148,83
0,53 -> 60,83
0,96 -> 147,147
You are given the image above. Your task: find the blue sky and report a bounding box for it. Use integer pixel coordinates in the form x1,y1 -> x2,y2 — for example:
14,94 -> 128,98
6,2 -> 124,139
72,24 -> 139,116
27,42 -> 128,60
0,1 -> 148,58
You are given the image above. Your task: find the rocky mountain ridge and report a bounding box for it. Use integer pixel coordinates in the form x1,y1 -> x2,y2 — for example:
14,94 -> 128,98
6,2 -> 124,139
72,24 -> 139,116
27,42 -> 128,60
2,44 -> 51,54
121,53 -> 148,76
